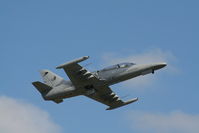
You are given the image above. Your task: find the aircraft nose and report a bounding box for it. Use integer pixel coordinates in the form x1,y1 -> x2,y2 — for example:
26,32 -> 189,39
153,62 -> 167,70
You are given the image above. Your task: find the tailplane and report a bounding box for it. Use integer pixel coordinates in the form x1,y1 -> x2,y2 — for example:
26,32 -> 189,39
32,81 -> 52,98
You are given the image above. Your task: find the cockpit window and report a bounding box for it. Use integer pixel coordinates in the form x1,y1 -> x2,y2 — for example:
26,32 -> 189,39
102,63 -> 135,71
119,63 -> 135,68
102,65 -> 119,71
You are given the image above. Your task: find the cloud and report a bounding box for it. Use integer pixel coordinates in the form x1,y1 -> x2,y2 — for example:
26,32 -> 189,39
101,49 -> 174,65
0,96 -> 61,133
101,49 -> 177,89
127,110 -> 199,133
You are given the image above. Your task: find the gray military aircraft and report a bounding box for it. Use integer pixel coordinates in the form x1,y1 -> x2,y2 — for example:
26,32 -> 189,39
32,56 -> 166,110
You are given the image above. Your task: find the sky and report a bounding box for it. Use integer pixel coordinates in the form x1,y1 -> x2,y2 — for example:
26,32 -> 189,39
0,0 -> 199,133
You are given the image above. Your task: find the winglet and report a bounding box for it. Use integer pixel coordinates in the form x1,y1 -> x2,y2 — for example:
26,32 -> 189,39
106,97 -> 138,110
56,56 -> 89,69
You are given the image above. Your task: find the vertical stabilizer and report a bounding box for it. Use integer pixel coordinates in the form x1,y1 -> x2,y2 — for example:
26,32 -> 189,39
40,69 -> 64,87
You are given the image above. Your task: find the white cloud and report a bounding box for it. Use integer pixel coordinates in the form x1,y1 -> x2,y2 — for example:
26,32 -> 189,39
101,49 -> 173,65
127,110 -> 199,133
101,49 -> 177,89
0,96 -> 61,133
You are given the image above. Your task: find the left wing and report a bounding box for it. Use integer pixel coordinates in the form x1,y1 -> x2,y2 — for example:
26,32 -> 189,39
56,56 -> 138,110
85,85 -> 138,110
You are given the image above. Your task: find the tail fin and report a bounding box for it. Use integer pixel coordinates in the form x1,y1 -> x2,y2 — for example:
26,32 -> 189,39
32,81 -> 52,96
39,69 -> 64,87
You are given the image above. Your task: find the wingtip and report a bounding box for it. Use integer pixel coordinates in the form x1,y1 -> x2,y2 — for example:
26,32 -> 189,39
84,56 -> 90,59
56,56 -> 90,69
125,97 -> 139,104
106,97 -> 139,110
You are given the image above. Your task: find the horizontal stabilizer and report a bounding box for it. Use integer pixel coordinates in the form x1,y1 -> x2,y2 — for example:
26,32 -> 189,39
56,56 -> 89,69
106,97 -> 138,110
32,81 -> 52,95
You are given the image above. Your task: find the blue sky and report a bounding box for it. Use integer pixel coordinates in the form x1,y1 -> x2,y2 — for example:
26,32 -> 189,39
0,0 -> 199,133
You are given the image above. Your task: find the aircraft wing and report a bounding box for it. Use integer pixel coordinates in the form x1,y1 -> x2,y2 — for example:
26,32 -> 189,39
85,85 -> 138,110
56,56 -> 138,110
56,56 -> 104,88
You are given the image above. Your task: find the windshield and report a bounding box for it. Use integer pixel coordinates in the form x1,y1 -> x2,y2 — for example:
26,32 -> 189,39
119,63 -> 135,68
